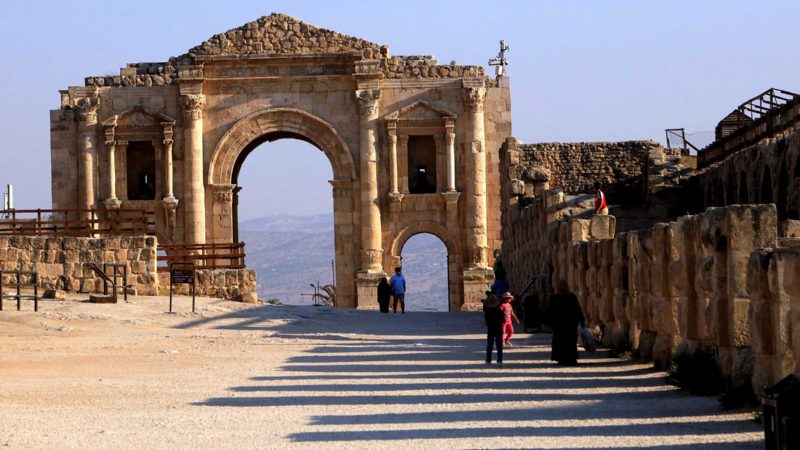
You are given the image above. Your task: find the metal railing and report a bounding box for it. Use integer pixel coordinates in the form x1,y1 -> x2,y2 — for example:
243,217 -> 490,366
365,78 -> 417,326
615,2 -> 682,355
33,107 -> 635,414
698,89 -> 800,167
157,242 -> 246,272
0,209 -> 155,236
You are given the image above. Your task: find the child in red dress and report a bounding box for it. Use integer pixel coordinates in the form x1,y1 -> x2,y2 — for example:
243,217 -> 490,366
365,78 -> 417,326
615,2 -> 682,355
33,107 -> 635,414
500,292 -> 520,345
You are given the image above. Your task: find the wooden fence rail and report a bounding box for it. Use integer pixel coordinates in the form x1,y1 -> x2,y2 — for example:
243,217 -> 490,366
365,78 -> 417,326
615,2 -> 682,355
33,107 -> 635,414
157,242 -> 246,272
0,209 -> 155,237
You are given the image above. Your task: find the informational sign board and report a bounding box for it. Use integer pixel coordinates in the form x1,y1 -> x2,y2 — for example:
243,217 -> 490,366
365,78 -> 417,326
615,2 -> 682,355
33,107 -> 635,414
171,269 -> 195,285
168,262 -> 196,313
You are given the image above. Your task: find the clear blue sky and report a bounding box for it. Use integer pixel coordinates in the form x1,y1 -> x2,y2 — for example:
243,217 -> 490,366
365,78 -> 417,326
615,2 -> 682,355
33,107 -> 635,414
2,0 -> 799,217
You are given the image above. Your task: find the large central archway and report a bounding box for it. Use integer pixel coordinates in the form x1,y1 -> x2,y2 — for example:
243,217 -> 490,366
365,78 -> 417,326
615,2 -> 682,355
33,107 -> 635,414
207,108 -> 358,307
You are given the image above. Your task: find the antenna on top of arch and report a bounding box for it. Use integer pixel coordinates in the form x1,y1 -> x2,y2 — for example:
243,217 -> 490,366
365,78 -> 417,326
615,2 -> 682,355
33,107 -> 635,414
489,40 -> 509,78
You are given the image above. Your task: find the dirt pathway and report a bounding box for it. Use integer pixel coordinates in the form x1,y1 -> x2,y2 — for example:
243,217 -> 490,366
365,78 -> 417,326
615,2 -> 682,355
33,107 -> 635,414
0,296 -> 763,449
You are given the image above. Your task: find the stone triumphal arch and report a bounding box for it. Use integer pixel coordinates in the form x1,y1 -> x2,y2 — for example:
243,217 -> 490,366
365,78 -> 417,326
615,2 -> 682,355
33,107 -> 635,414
50,13 -> 512,309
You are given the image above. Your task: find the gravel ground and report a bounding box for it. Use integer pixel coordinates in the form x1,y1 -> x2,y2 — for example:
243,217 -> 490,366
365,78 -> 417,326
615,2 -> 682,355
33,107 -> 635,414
0,296 -> 763,449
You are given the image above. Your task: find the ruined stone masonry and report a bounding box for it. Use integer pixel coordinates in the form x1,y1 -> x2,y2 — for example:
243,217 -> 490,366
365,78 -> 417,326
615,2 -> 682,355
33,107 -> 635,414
50,13 -> 512,309
500,103 -> 800,396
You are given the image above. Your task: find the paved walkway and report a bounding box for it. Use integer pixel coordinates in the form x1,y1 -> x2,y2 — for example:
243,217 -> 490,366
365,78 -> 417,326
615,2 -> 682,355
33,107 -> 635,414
0,299 -> 763,449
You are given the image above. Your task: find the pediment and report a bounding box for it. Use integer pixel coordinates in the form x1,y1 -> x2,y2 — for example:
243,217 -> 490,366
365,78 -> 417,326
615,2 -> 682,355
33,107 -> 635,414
386,100 -> 457,122
186,13 -> 384,59
103,106 -> 175,128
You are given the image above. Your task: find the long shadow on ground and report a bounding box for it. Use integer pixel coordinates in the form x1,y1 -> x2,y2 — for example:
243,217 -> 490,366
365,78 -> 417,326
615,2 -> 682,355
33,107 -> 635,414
187,307 -> 762,448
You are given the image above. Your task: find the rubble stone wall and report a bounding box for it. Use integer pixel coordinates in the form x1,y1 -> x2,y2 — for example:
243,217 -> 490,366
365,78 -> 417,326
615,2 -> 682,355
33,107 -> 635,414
509,140 -> 658,199
156,268 -> 258,303
0,236 -> 157,295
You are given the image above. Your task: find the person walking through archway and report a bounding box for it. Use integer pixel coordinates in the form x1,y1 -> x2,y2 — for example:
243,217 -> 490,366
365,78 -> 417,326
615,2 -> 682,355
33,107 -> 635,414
390,267 -> 406,314
500,292 -> 520,346
547,280 -> 585,366
482,292 -> 504,367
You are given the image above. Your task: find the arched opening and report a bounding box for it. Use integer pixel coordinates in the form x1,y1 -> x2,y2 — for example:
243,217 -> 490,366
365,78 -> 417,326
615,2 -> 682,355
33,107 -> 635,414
726,174 -> 737,205
234,135 -> 335,305
398,233 -> 449,312
208,108 -> 358,308
761,168 -> 773,204
778,160 -> 789,220
739,172 -> 749,204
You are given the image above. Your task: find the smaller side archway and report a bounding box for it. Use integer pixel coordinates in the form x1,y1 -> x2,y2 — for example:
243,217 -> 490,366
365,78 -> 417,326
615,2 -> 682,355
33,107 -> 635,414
388,222 -> 462,311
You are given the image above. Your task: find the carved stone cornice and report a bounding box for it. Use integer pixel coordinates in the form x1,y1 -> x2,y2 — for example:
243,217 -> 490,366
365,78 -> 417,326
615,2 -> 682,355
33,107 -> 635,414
356,89 -> 381,117
76,97 -> 100,124
462,87 -> 486,113
180,94 -> 206,120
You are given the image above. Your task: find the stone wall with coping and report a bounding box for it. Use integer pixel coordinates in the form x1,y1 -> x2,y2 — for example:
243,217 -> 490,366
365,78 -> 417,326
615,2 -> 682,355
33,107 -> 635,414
549,205 -> 799,395
0,235 -> 157,295
156,268 -> 258,303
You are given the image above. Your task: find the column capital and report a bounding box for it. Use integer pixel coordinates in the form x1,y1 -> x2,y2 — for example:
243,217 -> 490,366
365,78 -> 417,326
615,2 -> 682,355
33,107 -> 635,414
211,183 -> 236,203
355,89 -> 381,117
180,94 -> 206,120
462,87 -> 487,113
76,97 -> 100,124
104,197 -> 122,209
162,196 -> 179,210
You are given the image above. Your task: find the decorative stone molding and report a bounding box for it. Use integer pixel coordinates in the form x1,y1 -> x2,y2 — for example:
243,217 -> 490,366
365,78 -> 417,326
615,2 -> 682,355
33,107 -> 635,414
212,184 -> 236,203
462,87 -> 487,113
356,89 -> 381,116
76,97 -> 100,124
180,94 -> 206,120
177,65 -> 204,81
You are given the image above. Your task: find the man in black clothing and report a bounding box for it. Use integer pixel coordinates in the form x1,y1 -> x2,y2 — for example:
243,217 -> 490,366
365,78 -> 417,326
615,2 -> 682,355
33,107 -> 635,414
548,280 -> 586,366
483,293 -> 505,367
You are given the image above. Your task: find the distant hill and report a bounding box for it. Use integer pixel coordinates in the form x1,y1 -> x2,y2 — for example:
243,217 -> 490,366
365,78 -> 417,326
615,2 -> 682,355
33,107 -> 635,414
239,214 -> 448,311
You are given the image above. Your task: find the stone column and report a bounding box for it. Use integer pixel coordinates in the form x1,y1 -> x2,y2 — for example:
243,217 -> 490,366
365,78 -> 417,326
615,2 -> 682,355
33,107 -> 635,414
103,122 -> 121,210
180,94 -> 206,245
463,86 -> 489,268
445,120 -> 456,192
162,125 -> 176,200
76,98 -> 100,215
388,121 -> 399,195
162,125 -> 178,240
458,87 -> 493,310
356,89 -> 383,273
